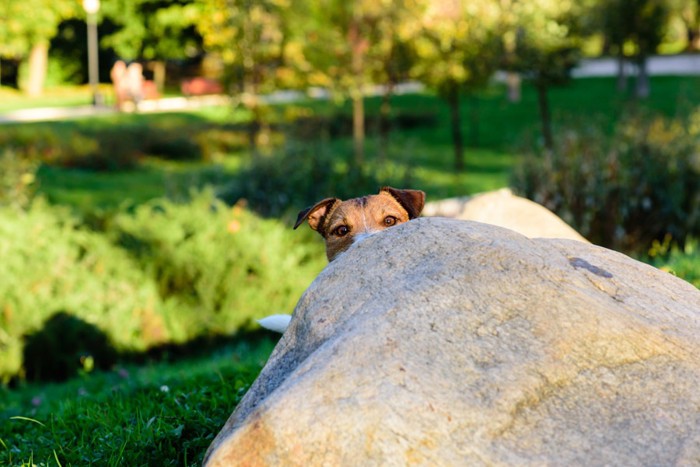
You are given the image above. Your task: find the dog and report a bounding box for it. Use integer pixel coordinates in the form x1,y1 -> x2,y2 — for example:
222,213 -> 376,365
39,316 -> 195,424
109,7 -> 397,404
257,187 -> 425,334
293,186 -> 426,262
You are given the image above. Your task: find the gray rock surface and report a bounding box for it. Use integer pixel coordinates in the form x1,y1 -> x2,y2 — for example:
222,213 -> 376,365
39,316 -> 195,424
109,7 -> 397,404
423,188 -> 588,242
204,217 -> 700,466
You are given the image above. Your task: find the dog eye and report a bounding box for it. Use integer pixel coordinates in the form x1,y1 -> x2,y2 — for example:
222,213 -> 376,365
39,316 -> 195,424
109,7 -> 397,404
384,216 -> 397,226
333,225 -> 350,237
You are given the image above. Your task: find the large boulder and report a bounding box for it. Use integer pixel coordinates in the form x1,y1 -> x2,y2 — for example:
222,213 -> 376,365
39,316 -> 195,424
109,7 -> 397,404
204,217 -> 700,466
423,188 -> 588,242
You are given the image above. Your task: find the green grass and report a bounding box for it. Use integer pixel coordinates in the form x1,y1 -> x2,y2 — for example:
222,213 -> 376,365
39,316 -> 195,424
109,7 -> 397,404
0,85 -> 98,112
647,238 -> 700,288
15,77 -> 673,211
9,76 -> 700,213
0,337 -> 276,466
36,160 -> 235,212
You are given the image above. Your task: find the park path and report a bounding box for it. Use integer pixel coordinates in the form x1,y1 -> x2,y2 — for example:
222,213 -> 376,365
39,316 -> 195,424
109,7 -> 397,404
0,95 -> 229,125
572,54 -> 700,77
1,54 -> 699,125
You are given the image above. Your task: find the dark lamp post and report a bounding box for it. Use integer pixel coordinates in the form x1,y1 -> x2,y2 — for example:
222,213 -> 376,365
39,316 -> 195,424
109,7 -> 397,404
83,0 -> 103,106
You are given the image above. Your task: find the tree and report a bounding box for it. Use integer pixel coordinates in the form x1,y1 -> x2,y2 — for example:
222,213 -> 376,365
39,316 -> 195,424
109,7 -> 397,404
365,1 -> 420,163
282,0 -> 429,172
594,0 -> 671,98
0,0 -> 77,95
506,0 -> 584,151
195,0 -> 292,152
100,0 -> 204,91
667,0 -> 700,50
292,0 -> 381,170
408,0 -> 503,172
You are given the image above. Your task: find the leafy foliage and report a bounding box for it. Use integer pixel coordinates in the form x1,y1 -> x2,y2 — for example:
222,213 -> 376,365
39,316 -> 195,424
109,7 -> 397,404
0,191 -> 324,383
512,111 -> 700,252
0,0 -> 77,58
0,149 -> 39,209
0,121 -> 251,171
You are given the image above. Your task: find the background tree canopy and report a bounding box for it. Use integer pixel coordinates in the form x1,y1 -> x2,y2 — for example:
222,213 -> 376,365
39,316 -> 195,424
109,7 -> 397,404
1,0 -> 699,168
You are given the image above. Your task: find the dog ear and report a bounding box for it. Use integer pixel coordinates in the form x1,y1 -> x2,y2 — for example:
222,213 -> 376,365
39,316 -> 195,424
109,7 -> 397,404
381,187 -> 425,219
294,197 -> 340,233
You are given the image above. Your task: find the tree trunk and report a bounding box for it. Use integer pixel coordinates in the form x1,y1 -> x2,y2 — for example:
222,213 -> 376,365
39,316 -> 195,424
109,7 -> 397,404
247,105 -> 260,155
468,93 -> 480,148
616,54 -> 627,93
506,72 -> 521,103
152,61 -> 166,93
349,17 -> 366,170
26,42 -> 48,97
378,83 -> 394,165
635,56 -> 650,99
447,84 -> 464,173
352,93 -> 365,168
685,22 -> 700,51
244,80 -> 260,156
535,81 -> 553,152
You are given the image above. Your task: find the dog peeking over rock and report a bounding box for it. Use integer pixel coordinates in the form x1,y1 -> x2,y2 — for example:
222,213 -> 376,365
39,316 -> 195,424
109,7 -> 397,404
293,186 -> 425,262
257,187 -> 425,334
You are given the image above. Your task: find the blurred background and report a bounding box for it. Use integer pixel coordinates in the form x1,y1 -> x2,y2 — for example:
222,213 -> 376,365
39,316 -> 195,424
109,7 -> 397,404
1,0 -> 700,463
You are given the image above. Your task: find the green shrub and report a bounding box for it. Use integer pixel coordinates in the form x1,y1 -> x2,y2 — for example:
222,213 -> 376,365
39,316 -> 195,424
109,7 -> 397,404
0,125 -> 119,170
0,200 -> 166,383
195,128 -> 249,161
0,123 -> 240,172
56,128 -> 141,170
0,126 -> 66,162
512,111 -> 700,252
0,149 -> 39,209
108,190 -> 325,336
0,192 -> 325,384
291,111 -> 438,141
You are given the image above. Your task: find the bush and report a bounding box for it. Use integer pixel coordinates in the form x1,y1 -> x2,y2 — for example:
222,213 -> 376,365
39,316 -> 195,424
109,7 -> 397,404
0,125 -> 131,171
107,190 -> 326,337
0,123 -> 220,172
195,128 -> 249,161
0,192 -> 325,384
0,200 -> 164,383
512,112 -> 700,252
0,149 -> 39,209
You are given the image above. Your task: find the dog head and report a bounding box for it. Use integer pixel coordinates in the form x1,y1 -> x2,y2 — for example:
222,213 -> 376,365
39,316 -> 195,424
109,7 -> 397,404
294,187 -> 426,261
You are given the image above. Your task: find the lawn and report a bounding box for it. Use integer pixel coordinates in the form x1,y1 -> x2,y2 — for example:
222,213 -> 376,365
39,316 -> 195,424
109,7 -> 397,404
14,75 -> 699,210
0,85 -> 100,112
0,336 -> 276,466
1,75 -> 699,465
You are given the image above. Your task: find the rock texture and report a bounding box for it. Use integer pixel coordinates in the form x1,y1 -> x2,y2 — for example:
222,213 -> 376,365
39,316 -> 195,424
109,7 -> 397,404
204,217 -> 700,466
423,188 -> 588,242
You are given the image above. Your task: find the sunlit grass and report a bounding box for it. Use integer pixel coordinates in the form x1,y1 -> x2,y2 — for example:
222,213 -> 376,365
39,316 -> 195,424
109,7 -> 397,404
0,85 -> 98,112
36,159 -> 240,211
0,338 -> 275,466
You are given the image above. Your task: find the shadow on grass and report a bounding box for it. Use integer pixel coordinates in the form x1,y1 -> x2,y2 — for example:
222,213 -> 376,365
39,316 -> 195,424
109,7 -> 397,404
17,310 -> 278,387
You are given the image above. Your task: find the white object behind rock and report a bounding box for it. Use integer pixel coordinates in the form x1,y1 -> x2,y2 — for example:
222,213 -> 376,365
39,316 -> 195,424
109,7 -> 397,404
256,314 -> 292,333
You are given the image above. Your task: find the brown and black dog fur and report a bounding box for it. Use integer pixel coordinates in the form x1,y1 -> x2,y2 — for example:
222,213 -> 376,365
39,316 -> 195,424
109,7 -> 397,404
294,187 -> 425,261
